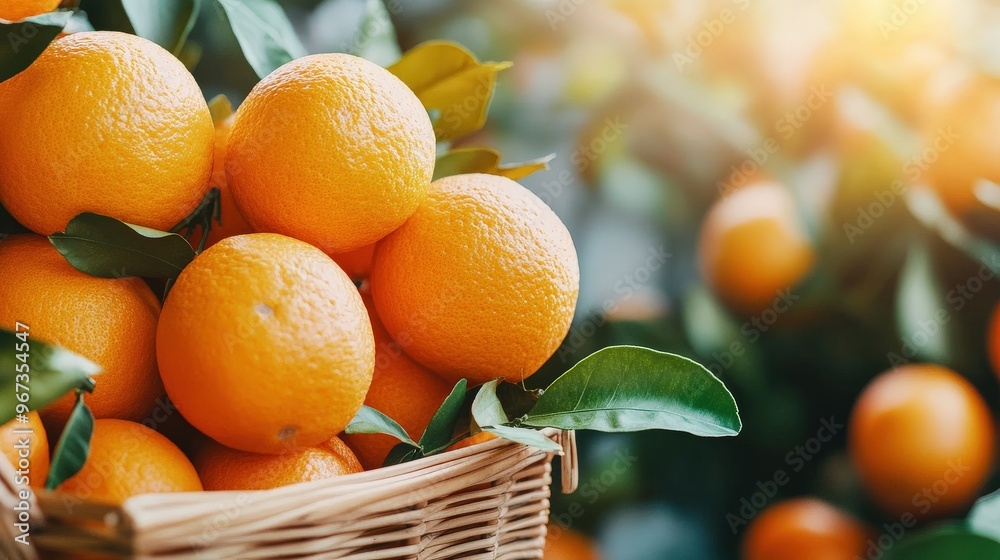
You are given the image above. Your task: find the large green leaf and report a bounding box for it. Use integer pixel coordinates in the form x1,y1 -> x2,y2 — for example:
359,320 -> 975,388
968,488 -> 1000,542
45,393 -> 94,490
218,0 -> 307,79
0,11 -> 73,83
49,213 -> 196,279
417,379 -> 467,454
121,0 -> 200,55
344,405 -> 418,448
885,525 -> 1000,560
0,328 -> 99,425
349,0 -> 400,66
522,346 -> 741,437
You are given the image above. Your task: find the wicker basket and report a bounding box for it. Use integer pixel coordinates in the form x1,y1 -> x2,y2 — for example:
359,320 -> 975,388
0,428 -> 577,559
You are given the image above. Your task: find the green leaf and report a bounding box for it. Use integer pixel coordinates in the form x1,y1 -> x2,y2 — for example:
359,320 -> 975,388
522,346 -> 741,437
496,382 -> 542,419
217,0 -> 307,79
483,425 -> 562,453
968,488 -> 1000,541
0,328 -> 99,425
344,405 -> 418,448
906,185 -> 1000,276
0,11 -> 73,83
895,242 -> 954,364
45,392 -> 94,490
171,187 -> 221,253
885,524 -> 1000,560
49,213 -> 196,279
470,379 -> 508,428
469,383 -> 561,452
121,0 -> 200,55
208,93 -> 233,124
433,147 -> 555,181
382,441 -> 420,467
388,41 -> 511,141
349,0 -> 400,67
418,379 -> 468,454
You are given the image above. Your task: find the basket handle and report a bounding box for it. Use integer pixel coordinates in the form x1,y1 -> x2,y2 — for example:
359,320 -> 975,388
559,430 -> 578,494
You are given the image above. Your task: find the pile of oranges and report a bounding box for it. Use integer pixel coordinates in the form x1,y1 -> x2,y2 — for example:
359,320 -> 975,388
0,29 -> 579,510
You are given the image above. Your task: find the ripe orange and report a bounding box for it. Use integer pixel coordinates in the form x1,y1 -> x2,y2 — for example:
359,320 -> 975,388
205,114 -> 253,248
989,303 -> 1000,378
849,364 -> 996,517
56,419 -> 202,505
341,291 -> 452,469
544,523 -> 600,560
157,233 -> 375,454
742,498 -> 872,560
226,53 -> 435,254
0,411 -> 49,489
330,243 -> 377,282
0,235 -> 162,428
371,174 -> 579,384
0,31 -> 213,235
698,182 -> 815,316
195,437 -> 362,491
923,73 -> 1000,221
0,0 -> 59,20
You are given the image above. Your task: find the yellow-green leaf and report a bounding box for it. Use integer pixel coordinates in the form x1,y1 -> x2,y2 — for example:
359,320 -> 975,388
388,41 -> 511,141
208,94 -> 233,124
434,148 -> 554,181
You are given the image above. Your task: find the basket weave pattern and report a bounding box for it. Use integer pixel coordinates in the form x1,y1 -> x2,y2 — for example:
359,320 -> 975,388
1,429 -> 577,559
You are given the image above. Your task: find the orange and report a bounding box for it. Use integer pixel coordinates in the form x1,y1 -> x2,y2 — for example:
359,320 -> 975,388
342,291 -> 452,469
205,114 -> 253,248
0,235 -> 162,428
923,73 -> 1000,222
742,498 -> 873,560
544,523 -> 600,560
0,411 -> 49,489
371,174 -> 579,384
56,419 -> 202,505
195,437 -> 362,491
0,31 -> 213,235
330,243 -> 377,282
698,182 -> 815,316
990,303 -> 1000,379
0,0 -> 59,20
157,233 -> 375,454
849,364 -> 996,517
226,53 -> 435,254
447,431 -> 498,452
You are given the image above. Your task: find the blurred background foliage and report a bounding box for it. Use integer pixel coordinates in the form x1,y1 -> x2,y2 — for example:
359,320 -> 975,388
177,0 -> 1000,557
